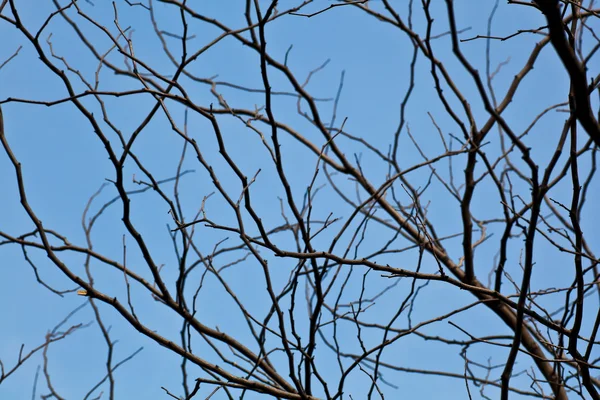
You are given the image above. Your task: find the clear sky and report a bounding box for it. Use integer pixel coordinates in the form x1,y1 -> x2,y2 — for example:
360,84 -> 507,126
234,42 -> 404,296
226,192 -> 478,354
1,1 -> 599,399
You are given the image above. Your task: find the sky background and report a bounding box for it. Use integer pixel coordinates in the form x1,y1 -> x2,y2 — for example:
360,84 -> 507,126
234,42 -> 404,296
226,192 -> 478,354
1,1 -> 599,399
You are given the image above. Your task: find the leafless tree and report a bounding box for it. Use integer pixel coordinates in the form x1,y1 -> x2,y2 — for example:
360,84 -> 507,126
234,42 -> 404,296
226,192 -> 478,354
1,0 -> 599,399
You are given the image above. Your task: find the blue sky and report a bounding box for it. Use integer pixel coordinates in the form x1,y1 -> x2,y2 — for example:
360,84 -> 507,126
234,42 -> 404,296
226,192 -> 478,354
1,1 -> 599,399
